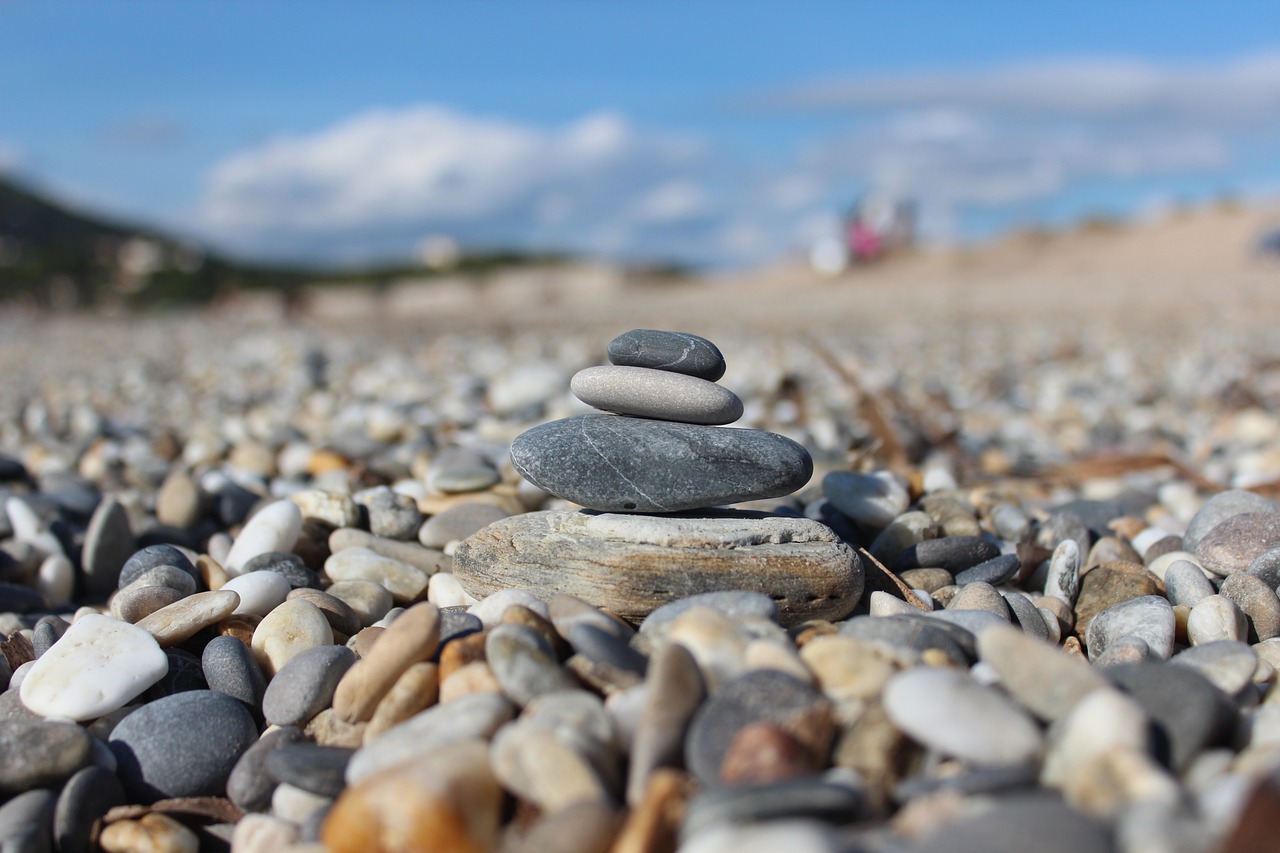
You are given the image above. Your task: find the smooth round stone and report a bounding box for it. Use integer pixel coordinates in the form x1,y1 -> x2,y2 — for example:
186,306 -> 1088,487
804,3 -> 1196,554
1085,595 -> 1175,660
892,536 -> 1001,573
418,502 -> 511,550
456,510 -> 862,627
54,766 -> 127,853
136,589 -> 241,647
357,488 -> 425,541
263,644 -> 356,728
111,584 -> 186,623
156,469 -> 203,529
1146,550 -> 1207,582
324,548 -> 428,604
607,328 -> 726,381
549,592 -> 635,645
243,551 -> 322,590
231,814 -> 300,853
486,623 -> 577,706
571,365 -> 743,426
0,719 -> 94,792
20,613 -> 168,720
977,622 -> 1108,721
883,666 -> 1044,766
121,565 -> 198,597
440,610 -> 483,647
82,496 -> 136,598
1074,566 -> 1160,634
1186,595 -> 1248,645
36,554 -> 75,608
118,544 -> 199,589
800,634 -> 895,704
684,670 -> 834,785
345,691 -> 516,784
222,571 -> 291,618
947,581 -> 1011,620
1220,572 -> 1280,642
1106,662 -> 1235,771
108,690 -> 259,801
332,602 -> 441,723
32,616 -> 69,658
1197,512 -> 1280,576
0,789 -> 57,852
1247,546 -> 1280,589
867,511 -> 939,563
955,553 -> 1021,587
325,580 -> 394,627
1165,559 -> 1217,608
569,623 -> 647,676
252,599 -> 333,676
266,743 -> 353,798
1004,591 -> 1050,640
468,588 -> 551,628
1184,490 -> 1277,553
510,413 -> 812,513
329,528 -> 450,576
1172,640 -> 1259,697
202,635 -> 267,709
143,647 -> 207,701
641,590 -> 778,635
286,589 -> 363,639
227,726 -> 305,813
822,471 -> 909,529
225,500 -> 303,575
491,722 -> 611,811
1040,687 -> 1150,792
431,464 -> 501,494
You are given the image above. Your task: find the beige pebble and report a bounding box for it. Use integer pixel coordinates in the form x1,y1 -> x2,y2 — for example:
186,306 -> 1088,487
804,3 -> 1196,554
231,814 -> 300,853
440,661 -> 503,703
136,589 -> 241,647
365,661 -> 440,741
291,489 -> 361,529
333,601 -> 441,722
251,598 -> 334,676
801,634 -> 898,704
666,607 -> 746,693
99,813 -> 198,853
324,548 -> 429,604
198,554 -> 229,591
1187,594 -> 1248,645
743,639 -> 812,683
305,708 -> 368,748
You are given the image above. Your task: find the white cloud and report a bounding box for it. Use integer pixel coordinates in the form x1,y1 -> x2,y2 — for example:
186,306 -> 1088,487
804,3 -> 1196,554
199,105 -> 716,262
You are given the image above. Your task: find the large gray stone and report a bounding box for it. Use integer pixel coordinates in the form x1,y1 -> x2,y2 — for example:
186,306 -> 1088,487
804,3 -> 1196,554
453,509 -> 864,627
510,413 -> 812,513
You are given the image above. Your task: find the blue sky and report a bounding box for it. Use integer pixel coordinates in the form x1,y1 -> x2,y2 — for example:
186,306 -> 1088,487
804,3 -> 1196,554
3,1 -> 1280,267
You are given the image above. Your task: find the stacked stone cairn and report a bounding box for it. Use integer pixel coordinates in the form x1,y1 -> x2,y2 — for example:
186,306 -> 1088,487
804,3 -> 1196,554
453,329 -> 866,627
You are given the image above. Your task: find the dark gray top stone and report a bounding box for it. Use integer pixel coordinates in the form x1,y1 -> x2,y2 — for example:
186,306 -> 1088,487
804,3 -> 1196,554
108,689 -> 259,802
606,329 -> 726,382
203,635 -> 268,710
510,413 -> 812,513
82,496 -> 135,598
262,644 -> 356,728
54,766 -> 126,853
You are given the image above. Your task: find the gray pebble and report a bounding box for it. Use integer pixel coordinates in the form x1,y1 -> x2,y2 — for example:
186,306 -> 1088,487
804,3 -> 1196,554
357,488 -> 424,541
568,623 -> 647,676
1085,595 -> 1175,660
243,551 -> 321,590
203,635 -> 268,710
262,644 -> 356,728
571,365 -> 744,425
909,795 -> 1113,853
822,471 -> 909,530
265,743 -> 353,798
1184,489 -> 1276,553
640,590 -> 779,636
109,689 -> 259,801
892,536 -> 1001,573
31,616 -> 68,658
227,726 -> 304,813
486,623 -> 577,706
1197,512 -> 1280,576
418,502 -> 510,549
1247,546 -> 1280,589
0,719 -> 94,793
81,496 -> 135,598
0,582 -> 44,614
1164,559 -> 1216,607
53,766 -> 125,853
681,779 -> 863,840
1220,572 -> 1280,641
1107,661 -> 1235,771
1171,640 -> 1259,697
839,614 -> 971,665
0,789 -> 56,853
954,553 -> 1021,586
118,544 -> 198,589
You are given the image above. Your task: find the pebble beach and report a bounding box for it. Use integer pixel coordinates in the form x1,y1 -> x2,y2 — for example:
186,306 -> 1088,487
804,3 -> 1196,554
4,210 -> 1280,853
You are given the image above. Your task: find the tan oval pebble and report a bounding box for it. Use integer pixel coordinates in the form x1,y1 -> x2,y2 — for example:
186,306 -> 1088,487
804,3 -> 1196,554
198,554 -> 228,591
743,639 -> 812,683
329,528 -> 450,575
333,602 -> 441,722
99,813 -> 199,853
325,548 -> 429,604
305,708 -> 368,749
251,598 -> 334,676
325,580 -> 394,627
440,661 -> 503,703
349,626 -> 384,658
323,740 -> 502,853
217,614 -> 260,647
136,589 -> 241,648
365,661 -> 440,741
231,814 -> 300,853
111,585 -> 185,623
491,723 -> 611,812
272,782 -> 333,824
801,634 -> 898,704
666,607 -> 746,693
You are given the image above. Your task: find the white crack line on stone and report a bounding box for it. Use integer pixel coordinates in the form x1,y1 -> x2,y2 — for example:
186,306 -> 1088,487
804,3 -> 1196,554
582,418 -> 666,511
654,336 -> 697,371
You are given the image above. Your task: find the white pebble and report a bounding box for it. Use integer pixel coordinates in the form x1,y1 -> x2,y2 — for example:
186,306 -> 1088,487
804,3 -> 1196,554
224,500 -> 302,576
221,571 -> 291,618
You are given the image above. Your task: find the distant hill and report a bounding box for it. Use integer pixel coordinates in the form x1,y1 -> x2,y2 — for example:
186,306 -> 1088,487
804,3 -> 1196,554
0,175 -> 573,309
